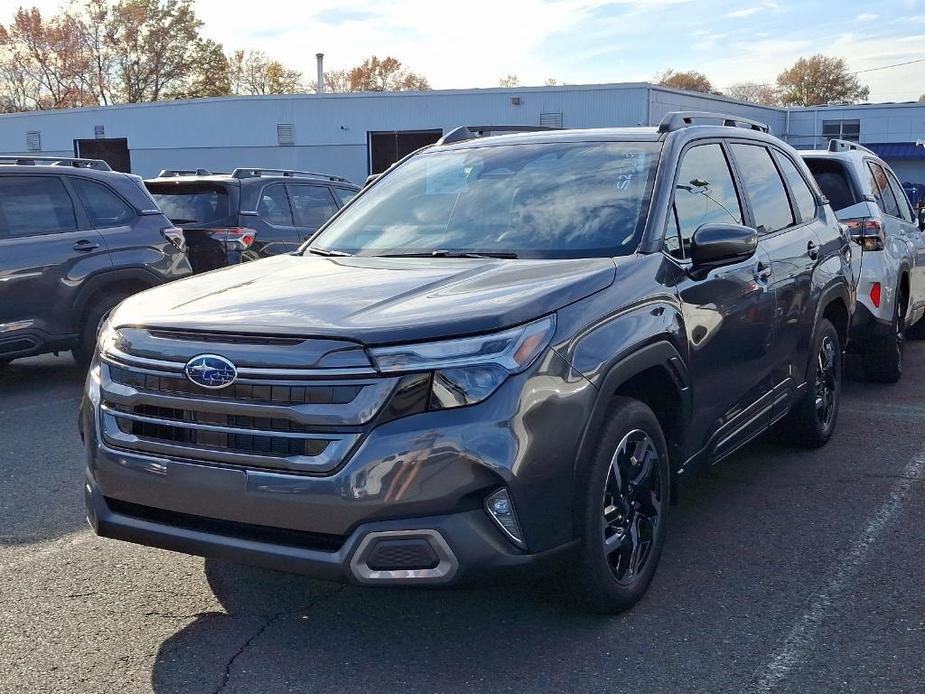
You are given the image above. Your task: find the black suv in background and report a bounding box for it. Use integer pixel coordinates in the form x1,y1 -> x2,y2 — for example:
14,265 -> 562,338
84,113 -> 854,614
0,157 -> 191,367
145,168 -> 360,273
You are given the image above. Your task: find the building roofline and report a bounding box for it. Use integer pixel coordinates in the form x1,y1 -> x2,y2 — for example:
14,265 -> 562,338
0,82 -> 654,120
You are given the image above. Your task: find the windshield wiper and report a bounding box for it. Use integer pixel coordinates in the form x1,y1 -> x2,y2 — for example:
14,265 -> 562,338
307,246 -> 352,257
380,250 -> 519,259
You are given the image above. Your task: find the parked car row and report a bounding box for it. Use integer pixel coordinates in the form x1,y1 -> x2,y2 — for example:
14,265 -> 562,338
144,168 -> 359,273
0,160 -> 358,366
78,111 -> 925,615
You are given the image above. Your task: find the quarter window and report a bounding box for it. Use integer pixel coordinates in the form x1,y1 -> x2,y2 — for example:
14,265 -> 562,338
287,185 -> 338,228
668,143 -> 743,259
333,187 -> 358,206
72,178 -> 135,228
867,162 -> 901,218
257,184 -> 293,226
885,169 -> 915,223
773,151 -> 817,222
731,144 -> 795,234
0,176 -> 76,237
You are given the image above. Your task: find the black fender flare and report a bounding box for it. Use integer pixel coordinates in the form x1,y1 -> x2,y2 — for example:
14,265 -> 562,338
573,340 -> 691,482
810,278 -> 852,358
71,267 -> 163,332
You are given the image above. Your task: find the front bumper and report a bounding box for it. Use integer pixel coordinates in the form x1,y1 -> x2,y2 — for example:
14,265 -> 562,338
84,475 -> 576,585
82,347 -> 594,584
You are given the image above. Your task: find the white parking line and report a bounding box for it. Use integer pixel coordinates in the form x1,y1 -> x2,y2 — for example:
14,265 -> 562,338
751,447 -> 925,693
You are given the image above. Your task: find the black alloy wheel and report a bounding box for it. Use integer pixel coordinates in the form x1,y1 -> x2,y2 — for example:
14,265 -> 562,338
602,429 -> 663,584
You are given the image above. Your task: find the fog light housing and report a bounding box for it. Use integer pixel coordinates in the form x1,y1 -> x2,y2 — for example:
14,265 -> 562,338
485,488 -> 526,549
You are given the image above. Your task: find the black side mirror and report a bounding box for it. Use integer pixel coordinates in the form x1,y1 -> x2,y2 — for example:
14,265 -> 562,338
918,207 -> 925,231
689,223 -> 758,275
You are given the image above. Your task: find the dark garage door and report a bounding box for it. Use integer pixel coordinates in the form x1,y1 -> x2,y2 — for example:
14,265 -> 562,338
73,138 -> 132,173
368,130 -> 443,174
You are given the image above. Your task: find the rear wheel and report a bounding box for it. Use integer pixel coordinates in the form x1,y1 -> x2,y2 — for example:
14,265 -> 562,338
565,397 -> 670,615
72,291 -> 132,368
862,289 -> 905,383
779,318 -> 841,448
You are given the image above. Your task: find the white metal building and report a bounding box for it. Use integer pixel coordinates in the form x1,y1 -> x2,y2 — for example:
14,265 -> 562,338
0,82 -> 921,192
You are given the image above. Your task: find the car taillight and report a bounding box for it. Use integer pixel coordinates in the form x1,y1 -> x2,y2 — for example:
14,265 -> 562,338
870,282 -> 882,308
843,218 -> 884,251
205,227 -> 257,250
161,226 -> 186,252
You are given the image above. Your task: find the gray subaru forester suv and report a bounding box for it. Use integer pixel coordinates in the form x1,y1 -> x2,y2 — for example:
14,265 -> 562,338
82,112 -> 854,613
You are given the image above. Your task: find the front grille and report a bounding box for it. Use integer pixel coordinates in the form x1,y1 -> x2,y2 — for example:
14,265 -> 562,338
105,497 -> 345,552
99,340 -> 400,474
109,365 -> 362,406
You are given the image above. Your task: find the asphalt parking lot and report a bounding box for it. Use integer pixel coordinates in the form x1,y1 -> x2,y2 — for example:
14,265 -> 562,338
2,350 -> 924,694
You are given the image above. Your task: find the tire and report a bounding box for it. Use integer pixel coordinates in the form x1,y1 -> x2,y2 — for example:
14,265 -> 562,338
779,317 -> 842,448
565,397 -> 671,615
862,289 -> 905,384
72,291 -> 131,368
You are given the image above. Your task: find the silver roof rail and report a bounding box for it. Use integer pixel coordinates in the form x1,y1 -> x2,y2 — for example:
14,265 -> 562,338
657,111 -> 770,134
827,139 -> 876,155
157,168 -> 215,177
0,156 -> 112,171
436,124 -> 560,146
230,167 -> 349,183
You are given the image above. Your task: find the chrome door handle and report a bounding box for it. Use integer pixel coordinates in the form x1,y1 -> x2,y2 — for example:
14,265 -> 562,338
754,261 -> 772,281
807,241 -> 819,259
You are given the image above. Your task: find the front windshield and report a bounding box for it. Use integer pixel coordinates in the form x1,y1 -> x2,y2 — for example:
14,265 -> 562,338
308,140 -> 661,259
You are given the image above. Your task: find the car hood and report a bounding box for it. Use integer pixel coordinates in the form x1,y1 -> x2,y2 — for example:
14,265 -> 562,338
111,254 -> 616,344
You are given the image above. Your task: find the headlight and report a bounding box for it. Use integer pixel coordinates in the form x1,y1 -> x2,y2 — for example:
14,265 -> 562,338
96,318 -> 119,355
371,315 -> 556,408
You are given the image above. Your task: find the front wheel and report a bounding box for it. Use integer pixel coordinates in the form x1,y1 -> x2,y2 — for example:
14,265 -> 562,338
565,397 -> 670,615
779,318 -> 842,448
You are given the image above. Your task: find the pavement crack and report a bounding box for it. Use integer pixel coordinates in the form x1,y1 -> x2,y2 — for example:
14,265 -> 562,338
212,586 -> 347,693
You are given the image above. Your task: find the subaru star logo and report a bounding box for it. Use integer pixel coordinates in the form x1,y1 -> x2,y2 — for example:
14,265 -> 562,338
184,354 -> 237,389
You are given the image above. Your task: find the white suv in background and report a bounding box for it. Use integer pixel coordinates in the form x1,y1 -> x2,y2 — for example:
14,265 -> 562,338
802,140 -> 925,383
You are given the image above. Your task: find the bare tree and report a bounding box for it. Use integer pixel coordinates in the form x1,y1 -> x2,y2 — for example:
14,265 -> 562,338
228,49 -> 303,95
498,74 -> 520,88
726,81 -> 781,106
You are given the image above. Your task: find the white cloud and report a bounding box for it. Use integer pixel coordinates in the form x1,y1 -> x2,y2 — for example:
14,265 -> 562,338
727,6 -> 763,17
856,12 -> 879,20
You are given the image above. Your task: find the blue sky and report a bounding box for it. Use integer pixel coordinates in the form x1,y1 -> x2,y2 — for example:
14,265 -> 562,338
13,0 -> 925,100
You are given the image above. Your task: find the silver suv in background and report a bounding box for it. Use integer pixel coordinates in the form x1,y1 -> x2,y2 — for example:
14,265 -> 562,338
802,140 -> 925,382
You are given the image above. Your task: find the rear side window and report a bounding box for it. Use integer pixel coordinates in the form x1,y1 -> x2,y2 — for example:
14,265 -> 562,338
885,169 -> 914,223
147,183 -> 230,225
333,187 -> 358,206
731,144 -> 794,234
803,157 -> 856,212
669,143 -> 743,259
72,178 -> 135,228
773,152 -> 817,222
866,161 -> 901,218
257,184 -> 293,226
287,185 -> 338,228
0,176 -> 76,237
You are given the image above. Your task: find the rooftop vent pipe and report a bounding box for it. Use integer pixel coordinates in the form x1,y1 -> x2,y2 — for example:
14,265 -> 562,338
316,53 -> 325,94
